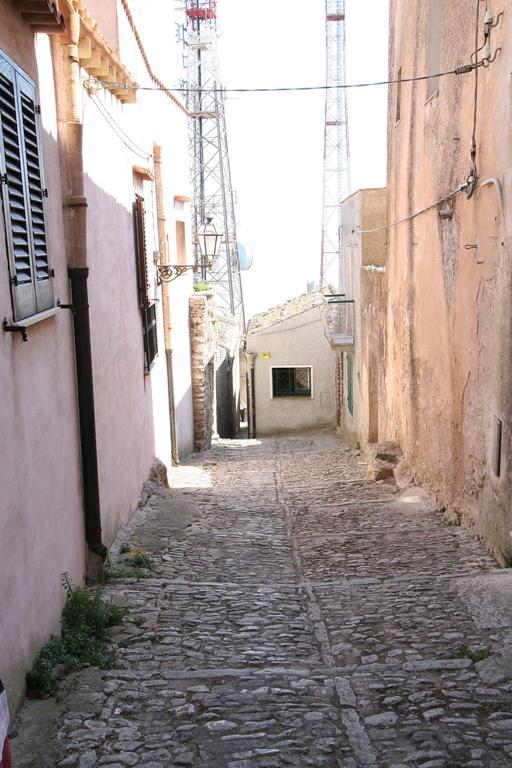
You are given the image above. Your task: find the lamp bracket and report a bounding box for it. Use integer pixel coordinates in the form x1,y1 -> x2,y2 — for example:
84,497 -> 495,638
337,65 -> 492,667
158,264 -> 198,283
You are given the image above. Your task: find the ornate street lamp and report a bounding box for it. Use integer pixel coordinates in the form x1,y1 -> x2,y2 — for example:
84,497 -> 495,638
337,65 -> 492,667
157,218 -> 223,282
197,217 -> 223,264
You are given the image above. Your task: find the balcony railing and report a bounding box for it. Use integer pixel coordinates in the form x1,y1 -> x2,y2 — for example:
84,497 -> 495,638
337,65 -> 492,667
321,295 -> 355,350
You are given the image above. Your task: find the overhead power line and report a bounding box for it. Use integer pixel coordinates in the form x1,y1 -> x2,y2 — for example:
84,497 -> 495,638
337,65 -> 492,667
99,61 -> 485,96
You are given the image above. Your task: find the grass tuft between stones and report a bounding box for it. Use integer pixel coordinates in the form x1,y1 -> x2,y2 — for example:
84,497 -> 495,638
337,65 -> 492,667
453,644 -> 491,663
26,577 -> 126,699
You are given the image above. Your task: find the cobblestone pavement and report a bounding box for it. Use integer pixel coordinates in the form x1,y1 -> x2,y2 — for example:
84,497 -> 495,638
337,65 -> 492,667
13,433 -> 512,767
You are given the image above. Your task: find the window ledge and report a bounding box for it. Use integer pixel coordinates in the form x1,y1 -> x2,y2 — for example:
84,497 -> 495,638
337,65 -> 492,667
16,306 -> 60,327
3,306 -> 59,342
271,395 -> 313,400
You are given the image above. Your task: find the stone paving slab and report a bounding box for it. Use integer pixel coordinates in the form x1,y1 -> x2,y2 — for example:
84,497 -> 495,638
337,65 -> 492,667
53,669 -> 353,768
11,433 -> 512,767
110,583 -> 321,670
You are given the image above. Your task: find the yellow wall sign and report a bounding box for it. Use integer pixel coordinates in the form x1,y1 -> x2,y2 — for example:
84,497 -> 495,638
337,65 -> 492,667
261,352 -> 271,359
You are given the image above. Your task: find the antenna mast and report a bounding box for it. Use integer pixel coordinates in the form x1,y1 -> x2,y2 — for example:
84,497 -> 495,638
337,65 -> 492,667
320,0 -> 350,290
184,0 -> 245,329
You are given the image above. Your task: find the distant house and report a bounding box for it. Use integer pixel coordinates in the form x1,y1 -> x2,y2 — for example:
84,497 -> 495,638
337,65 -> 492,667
245,290 -> 337,436
323,188 -> 387,448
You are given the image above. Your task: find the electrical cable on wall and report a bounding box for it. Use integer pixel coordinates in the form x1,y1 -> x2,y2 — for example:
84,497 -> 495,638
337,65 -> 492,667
85,86 -> 153,161
358,177 -> 499,235
465,3 -> 503,197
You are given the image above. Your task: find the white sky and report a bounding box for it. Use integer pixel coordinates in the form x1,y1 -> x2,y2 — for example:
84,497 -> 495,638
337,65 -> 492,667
216,0 -> 389,319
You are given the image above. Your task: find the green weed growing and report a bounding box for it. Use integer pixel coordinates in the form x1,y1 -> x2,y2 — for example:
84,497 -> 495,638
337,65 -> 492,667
26,575 -> 125,698
453,644 -> 491,663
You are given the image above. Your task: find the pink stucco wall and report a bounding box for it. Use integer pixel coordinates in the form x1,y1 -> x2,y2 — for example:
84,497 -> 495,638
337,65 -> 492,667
0,0 -> 195,713
0,8 -> 85,712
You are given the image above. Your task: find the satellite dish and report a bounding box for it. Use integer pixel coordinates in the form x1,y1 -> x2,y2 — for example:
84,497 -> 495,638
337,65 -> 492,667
237,243 -> 253,271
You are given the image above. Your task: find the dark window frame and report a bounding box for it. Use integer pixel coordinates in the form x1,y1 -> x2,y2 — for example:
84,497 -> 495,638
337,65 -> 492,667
0,48 -> 54,321
133,193 -> 158,373
271,366 -> 312,398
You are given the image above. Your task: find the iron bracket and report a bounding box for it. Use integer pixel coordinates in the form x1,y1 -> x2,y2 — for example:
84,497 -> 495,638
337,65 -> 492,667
3,318 -> 28,342
57,299 -> 76,316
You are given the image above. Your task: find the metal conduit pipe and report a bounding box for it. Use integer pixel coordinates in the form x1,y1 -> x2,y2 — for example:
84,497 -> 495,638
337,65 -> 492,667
153,145 -> 179,465
478,177 -> 504,218
244,352 -> 257,438
52,12 -> 106,575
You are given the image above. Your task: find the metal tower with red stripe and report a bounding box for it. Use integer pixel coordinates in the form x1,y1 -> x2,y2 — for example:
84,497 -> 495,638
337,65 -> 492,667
320,0 -> 351,290
184,0 -> 245,329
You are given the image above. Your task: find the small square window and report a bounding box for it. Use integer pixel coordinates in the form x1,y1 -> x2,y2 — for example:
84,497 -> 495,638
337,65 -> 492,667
272,367 -> 312,397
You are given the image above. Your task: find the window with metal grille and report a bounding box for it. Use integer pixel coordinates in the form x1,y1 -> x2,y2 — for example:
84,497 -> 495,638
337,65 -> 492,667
133,194 -> 158,372
272,366 -> 312,397
0,50 -> 53,321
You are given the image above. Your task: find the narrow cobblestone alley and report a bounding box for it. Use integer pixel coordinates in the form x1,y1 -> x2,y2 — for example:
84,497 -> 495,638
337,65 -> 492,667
14,434 -> 512,768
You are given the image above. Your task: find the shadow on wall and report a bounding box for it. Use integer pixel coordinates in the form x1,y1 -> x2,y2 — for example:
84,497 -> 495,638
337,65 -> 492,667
175,384 -> 195,458
216,353 -> 236,439
82,172 -> 158,545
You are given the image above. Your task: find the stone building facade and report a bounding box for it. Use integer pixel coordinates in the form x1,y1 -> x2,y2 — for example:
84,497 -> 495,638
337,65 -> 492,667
189,291 -> 242,450
189,292 -> 217,451
384,0 -> 511,560
336,188 -> 387,447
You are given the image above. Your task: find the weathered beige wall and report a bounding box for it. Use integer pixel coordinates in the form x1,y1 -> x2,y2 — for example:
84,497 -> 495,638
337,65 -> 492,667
386,0 -> 511,560
248,307 -> 337,435
339,189 -> 387,447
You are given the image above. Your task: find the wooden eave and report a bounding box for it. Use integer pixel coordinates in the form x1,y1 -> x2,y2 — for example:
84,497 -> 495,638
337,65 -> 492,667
73,7 -> 138,104
12,0 -> 66,33
133,165 -> 154,181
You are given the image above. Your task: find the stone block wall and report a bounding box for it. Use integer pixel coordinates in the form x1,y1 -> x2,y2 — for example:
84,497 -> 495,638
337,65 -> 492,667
189,293 -> 217,451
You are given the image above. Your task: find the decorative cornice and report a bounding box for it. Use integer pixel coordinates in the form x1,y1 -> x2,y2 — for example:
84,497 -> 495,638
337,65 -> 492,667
11,0 -> 66,34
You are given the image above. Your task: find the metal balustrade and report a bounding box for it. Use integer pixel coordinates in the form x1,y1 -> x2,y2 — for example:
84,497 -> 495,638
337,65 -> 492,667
320,294 -> 355,350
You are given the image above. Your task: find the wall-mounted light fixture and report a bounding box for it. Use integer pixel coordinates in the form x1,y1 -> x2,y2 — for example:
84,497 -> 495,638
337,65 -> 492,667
198,217 -> 223,263
157,218 -> 223,282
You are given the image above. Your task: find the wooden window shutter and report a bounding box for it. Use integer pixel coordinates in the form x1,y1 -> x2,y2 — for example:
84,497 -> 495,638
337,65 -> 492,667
133,194 -> 150,308
0,52 -> 53,321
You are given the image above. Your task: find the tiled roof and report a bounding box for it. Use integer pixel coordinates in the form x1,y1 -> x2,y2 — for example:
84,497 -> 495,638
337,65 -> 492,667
247,289 -> 326,335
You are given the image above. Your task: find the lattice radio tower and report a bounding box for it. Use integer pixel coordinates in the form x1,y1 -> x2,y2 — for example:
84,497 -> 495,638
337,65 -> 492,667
320,0 -> 350,290
183,0 -> 245,330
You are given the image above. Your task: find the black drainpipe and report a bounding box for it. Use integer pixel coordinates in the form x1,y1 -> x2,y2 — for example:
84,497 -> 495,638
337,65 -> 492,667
68,266 -> 106,560
250,366 -> 256,438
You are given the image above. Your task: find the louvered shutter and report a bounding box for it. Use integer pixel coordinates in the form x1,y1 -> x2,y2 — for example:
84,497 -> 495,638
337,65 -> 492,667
133,194 -> 150,308
133,195 -> 158,370
0,52 -> 53,321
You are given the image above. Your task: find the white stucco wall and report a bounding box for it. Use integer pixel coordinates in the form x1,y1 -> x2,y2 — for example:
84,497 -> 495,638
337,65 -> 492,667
80,0 -> 195,541
247,306 -> 337,435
